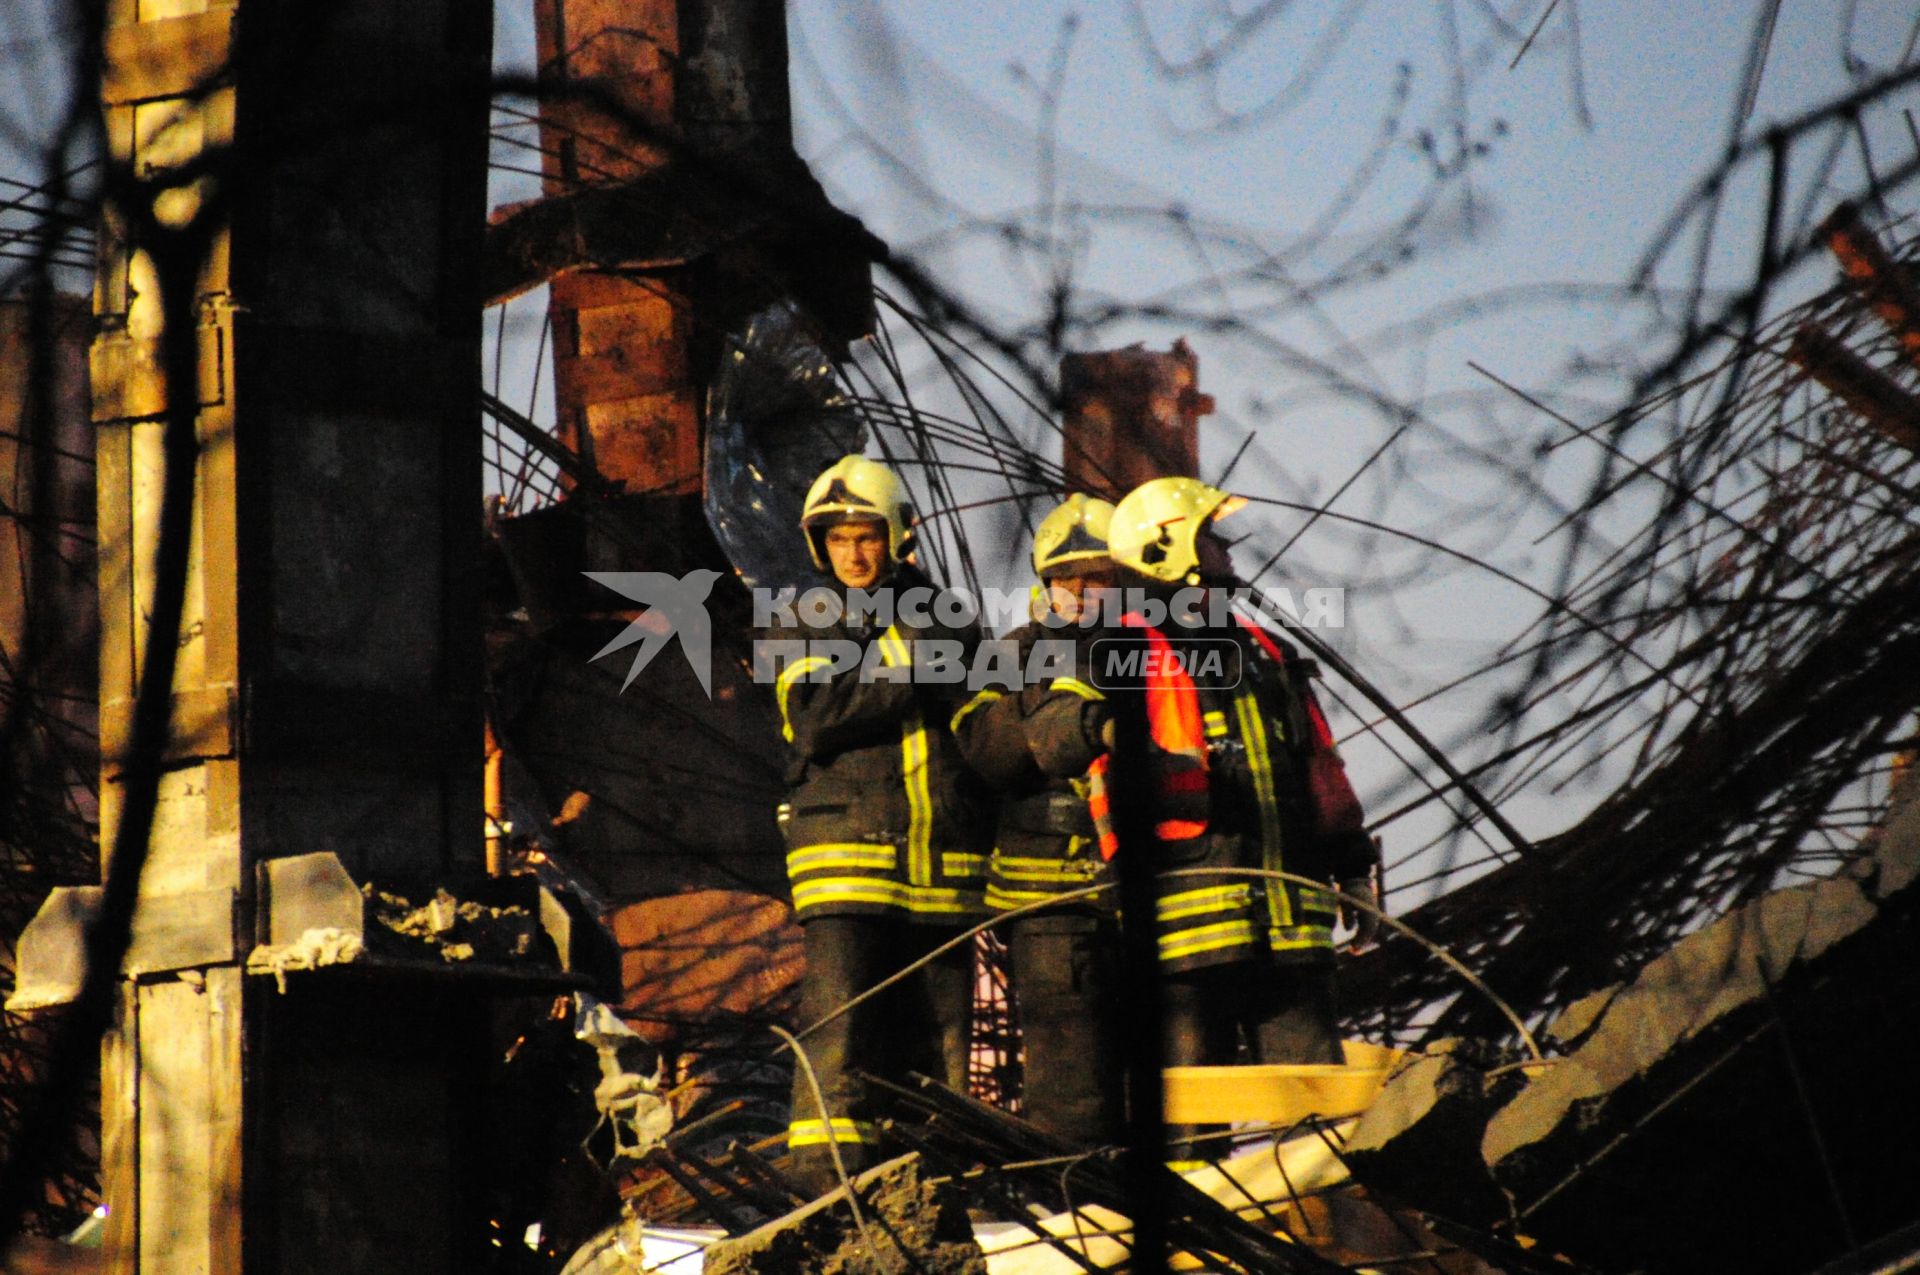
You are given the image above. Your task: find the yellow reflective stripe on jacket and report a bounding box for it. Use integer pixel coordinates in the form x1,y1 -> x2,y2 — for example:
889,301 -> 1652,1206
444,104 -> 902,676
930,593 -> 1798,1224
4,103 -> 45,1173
993,855 -> 1096,884
942,852 -> 988,877
776,655 -> 836,742
791,878 -> 978,915
1155,884 -> 1250,923
1050,677 -> 1105,701
877,624 -> 938,888
950,687 -> 1002,733
1270,924 -> 1335,953
877,623 -> 911,669
900,713 -> 933,885
1296,885 -> 1337,916
986,883 -> 1065,910
1233,688 -> 1291,929
788,1117 -> 880,1148
1203,709 -> 1230,739
785,843 -> 897,874
1159,918 -> 1259,962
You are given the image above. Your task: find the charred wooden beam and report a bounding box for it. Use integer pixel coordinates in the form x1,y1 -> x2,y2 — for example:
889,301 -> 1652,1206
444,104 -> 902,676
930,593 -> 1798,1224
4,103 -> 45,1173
479,148 -> 881,342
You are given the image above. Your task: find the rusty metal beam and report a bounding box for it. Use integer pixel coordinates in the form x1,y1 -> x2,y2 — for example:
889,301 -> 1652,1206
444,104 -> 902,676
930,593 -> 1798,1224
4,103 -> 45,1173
1784,322 -> 1920,455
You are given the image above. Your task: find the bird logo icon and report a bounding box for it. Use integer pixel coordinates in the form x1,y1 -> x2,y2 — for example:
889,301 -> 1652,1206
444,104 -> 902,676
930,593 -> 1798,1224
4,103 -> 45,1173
582,569 -> 723,696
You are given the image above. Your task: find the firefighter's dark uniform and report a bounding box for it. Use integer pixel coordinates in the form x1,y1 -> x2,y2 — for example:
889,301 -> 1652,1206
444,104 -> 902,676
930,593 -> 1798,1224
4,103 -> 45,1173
1112,610 -> 1376,1162
771,564 -> 989,1189
951,620 -> 1123,1145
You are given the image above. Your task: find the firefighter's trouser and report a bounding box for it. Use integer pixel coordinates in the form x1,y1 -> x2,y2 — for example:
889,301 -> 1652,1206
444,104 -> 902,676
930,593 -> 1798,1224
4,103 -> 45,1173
786,915 -> 973,1195
1161,960 -> 1340,1166
1007,916 -> 1124,1147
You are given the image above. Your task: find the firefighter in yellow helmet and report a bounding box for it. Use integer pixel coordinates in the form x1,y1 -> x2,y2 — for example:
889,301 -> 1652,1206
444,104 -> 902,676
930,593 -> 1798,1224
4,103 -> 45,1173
772,454 -> 989,1192
1105,476 -> 1379,1167
951,493 -> 1125,1144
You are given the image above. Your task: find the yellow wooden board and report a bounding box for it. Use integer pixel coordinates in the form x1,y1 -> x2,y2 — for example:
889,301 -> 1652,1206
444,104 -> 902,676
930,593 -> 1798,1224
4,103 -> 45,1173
1163,1040 -> 1402,1124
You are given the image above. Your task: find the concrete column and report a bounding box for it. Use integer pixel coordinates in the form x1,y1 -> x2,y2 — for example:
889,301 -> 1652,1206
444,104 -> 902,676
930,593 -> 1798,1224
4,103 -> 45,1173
86,2 -> 494,1271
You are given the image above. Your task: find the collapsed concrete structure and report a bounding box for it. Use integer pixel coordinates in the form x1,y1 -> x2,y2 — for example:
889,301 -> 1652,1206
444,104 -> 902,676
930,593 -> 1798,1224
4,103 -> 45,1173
1346,787 -> 1920,1273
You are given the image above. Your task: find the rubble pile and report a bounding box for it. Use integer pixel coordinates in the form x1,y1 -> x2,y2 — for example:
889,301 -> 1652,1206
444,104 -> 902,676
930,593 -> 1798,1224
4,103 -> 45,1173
1344,795 -> 1920,1273
365,884 -> 540,963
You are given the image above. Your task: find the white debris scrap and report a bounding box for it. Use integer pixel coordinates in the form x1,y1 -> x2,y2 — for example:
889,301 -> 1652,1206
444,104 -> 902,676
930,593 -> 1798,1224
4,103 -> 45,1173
246,927 -> 365,993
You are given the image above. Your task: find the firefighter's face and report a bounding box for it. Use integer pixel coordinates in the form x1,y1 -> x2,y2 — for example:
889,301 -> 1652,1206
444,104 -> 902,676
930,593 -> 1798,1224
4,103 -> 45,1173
1044,566 -> 1119,620
824,519 -> 891,589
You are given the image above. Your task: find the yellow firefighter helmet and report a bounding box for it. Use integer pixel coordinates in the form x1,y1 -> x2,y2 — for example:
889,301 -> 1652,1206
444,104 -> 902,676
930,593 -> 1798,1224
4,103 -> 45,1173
800,454 -> 914,571
1031,493 -> 1117,578
1108,476 -> 1247,585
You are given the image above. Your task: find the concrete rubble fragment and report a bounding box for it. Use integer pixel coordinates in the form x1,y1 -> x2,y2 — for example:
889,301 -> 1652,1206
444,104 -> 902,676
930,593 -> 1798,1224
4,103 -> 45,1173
696,1155 -> 985,1275
364,883 -> 539,963
1341,1040 -> 1525,1226
244,927 -> 366,993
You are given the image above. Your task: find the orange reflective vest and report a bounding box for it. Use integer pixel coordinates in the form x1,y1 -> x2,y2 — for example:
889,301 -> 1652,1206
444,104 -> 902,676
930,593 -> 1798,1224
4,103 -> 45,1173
1088,613 -> 1371,968
1087,617 -> 1211,859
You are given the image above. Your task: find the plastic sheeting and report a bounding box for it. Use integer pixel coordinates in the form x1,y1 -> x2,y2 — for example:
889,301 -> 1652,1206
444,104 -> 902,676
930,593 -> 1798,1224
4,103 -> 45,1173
704,301 -> 866,592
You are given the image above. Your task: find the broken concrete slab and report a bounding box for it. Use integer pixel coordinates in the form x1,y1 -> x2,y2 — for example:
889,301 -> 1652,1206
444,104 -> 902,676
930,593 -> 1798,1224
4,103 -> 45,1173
1474,798 -> 1920,1272
1482,870 -> 1878,1175
1540,985 -> 1619,1052
1338,801 -> 1920,1273
1342,1041 -> 1525,1226
698,1154 -> 985,1275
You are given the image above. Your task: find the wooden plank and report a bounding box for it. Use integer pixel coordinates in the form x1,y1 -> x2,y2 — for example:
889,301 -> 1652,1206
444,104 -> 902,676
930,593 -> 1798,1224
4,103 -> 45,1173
100,683 -> 236,771
1163,1043 -> 1401,1125
89,327 -> 229,423
206,968 -> 244,1275
94,422 -> 135,717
